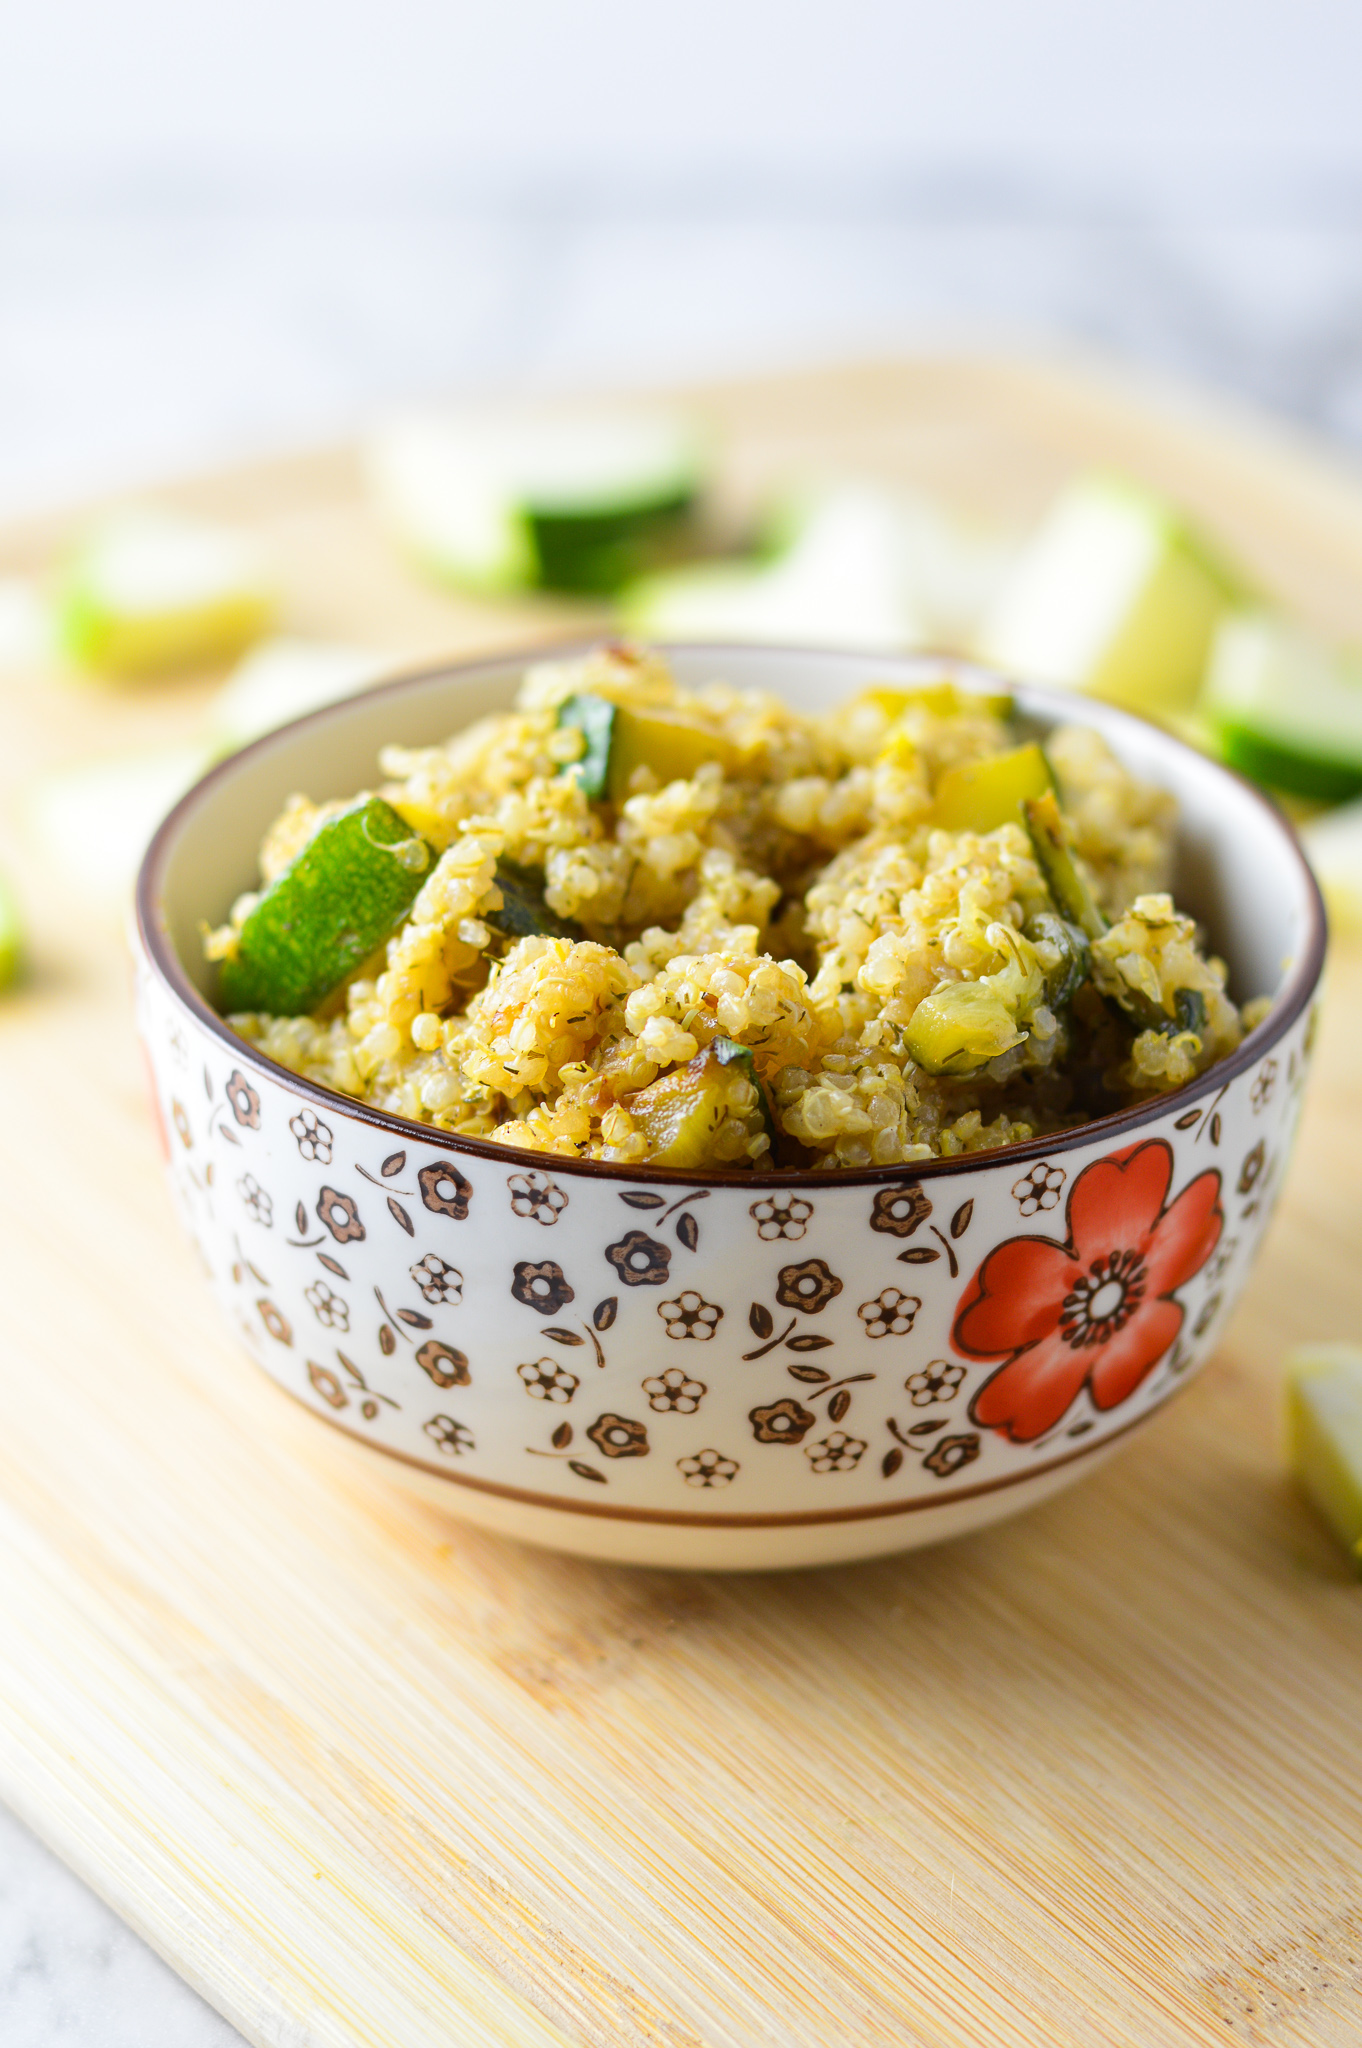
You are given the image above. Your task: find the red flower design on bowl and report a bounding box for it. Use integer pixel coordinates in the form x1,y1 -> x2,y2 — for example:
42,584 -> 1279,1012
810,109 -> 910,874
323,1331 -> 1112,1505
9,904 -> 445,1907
953,1138 -> 1222,1444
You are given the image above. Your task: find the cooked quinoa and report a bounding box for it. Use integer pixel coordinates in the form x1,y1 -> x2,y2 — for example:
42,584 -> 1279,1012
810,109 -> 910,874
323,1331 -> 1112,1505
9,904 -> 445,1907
209,644 -> 1265,1172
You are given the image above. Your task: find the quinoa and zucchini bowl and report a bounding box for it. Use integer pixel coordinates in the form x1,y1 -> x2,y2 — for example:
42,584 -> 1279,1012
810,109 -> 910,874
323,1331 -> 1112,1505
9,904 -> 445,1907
205,643 -> 1269,1174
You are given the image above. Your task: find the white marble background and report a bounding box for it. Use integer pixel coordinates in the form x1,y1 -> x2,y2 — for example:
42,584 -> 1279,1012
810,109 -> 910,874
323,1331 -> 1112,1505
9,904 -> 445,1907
6,2 -> 1362,2040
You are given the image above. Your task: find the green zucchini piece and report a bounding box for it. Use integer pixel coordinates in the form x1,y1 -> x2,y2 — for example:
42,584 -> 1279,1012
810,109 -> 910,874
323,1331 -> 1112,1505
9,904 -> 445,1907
219,797 -> 433,1015
1023,910 -> 1090,1009
0,871 -> 22,990
557,694 -> 616,800
712,1034 -> 779,1147
625,1037 -> 770,1169
57,510 -> 274,678
488,861 -> 584,944
1023,790 -> 1108,942
902,981 -> 1028,1076
1201,612 -> 1362,801
930,741 -> 1052,833
1288,1346 -> 1362,1570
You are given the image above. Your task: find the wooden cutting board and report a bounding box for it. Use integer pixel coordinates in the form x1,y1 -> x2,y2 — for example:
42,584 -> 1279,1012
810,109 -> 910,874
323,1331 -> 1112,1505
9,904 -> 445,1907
3,354 -> 1362,2048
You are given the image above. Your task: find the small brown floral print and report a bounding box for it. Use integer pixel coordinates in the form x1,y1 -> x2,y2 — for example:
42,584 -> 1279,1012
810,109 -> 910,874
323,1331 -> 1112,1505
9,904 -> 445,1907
1206,1237 -> 1239,1284
776,1259 -> 843,1314
316,1186 -> 364,1244
678,1449 -> 739,1489
518,1357 -> 579,1404
418,1160 -> 472,1220
606,1230 -> 672,1287
805,1430 -> 867,1473
906,1360 -> 965,1406
923,1432 -> 981,1479
237,1173 -> 272,1227
172,1099 -> 192,1149
659,1290 -> 723,1340
1012,1161 -> 1065,1216
1238,1140 -> 1266,1195
1193,1291 -> 1224,1339
870,1185 -> 931,1237
857,1287 -> 921,1338
587,1412 -> 650,1459
257,1298 -> 292,1346
749,1193 -> 814,1241
410,1253 -> 463,1305
508,1171 -> 568,1224
749,1397 -> 817,1444
1250,1059 -> 1278,1112
416,1339 -> 470,1388
512,1261 -> 575,1314
642,1367 -> 707,1414
424,1414 -> 474,1458
304,1279 -> 349,1332
307,1362 -> 347,1410
226,1069 -> 261,1129
289,1108 -> 332,1164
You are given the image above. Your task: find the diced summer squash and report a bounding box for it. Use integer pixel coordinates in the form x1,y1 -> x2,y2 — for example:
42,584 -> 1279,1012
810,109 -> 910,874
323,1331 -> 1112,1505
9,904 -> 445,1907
1201,612 -> 1362,801
1287,1346 -> 1362,1569
367,407 -> 705,595
0,871 -> 21,990
56,511 -> 274,677
489,861 -> 583,943
859,680 -> 1013,724
976,474 -> 1243,713
210,640 -> 392,751
930,741 -> 1052,833
903,980 -> 1028,1076
625,1038 -> 769,1169
1024,910 -> 1090,1009
557,692 -> 734,802
219,798 -> 434,1015
1024,790 -> 1108,941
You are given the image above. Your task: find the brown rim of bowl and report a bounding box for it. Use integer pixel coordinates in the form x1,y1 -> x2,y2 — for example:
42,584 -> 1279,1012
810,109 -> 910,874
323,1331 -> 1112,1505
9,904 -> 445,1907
135,638 -> 1329,1190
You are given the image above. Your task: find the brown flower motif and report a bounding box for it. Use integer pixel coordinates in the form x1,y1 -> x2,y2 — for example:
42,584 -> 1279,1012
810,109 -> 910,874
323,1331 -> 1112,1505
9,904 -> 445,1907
1238,1140 -> 1265,1196
906,1360 -> 965,1405
642,1367 -> 707,1413
226,1069 -> 261,1129
749,1193 -> 814,1242
1012,1162 -> 1065,1216
416,1339 -> 470,1388
518,1357 -> 579,1403
289,1108 -> 332,1163
307,1362 -> 347,1410
749,1397 -> 816,1444
776,1259 -> 842,1314
237,1173 -> 272,1227
507,1171 -> 568,1224
1193,1290 -> 1224,1339
410,1254 -> 463,1305
857,1287 -> 920,1338
587,1412 -> 650,1459
658,1290 -> 723,1340
870,1185 -> 931,1237
424,1414 -> 474,1458
678,1449 -> 739,1488
512,1261 -> 575,1314
805,1431 -> 866,1473
922,1432 -> 980,1479
257,1298 -> 292,1346
606,1230 -> 672,1287
418,1160 -> 472,1220
304,1279 -> 349,1332
171,1099 -> 192,1149
316,1186 -> 364,1244
1250,1059 -> 1278,1112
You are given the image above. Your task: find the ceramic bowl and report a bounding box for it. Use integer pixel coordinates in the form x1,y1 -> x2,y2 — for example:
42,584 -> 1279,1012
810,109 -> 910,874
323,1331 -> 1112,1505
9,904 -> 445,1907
134,644 -> 1325,1570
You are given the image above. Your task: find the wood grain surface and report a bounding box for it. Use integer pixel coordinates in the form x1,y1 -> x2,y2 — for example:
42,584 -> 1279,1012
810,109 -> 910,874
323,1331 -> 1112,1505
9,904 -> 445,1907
2,354 -> 1362,2048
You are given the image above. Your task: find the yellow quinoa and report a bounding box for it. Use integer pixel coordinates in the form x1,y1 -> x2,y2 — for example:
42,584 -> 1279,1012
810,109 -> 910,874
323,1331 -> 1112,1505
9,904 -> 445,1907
215,644 -> 1257,1171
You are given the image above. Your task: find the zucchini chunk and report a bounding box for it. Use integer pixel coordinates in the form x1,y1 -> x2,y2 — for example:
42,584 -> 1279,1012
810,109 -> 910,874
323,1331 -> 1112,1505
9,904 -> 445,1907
1288,1347 -> 1362,1571
626,1036 -> 770,1169
1202,611 -> 1362,802
931,740 -> 1052,833
557,692 -> 734,802
219,797 -> 434,1015
0,870 -> 21,990
1023,789 -> 1108,941
488,861 -> 584,944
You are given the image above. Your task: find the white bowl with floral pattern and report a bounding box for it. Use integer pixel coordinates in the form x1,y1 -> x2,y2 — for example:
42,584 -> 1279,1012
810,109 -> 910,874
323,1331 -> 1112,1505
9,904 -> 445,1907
133,644 -> 1325,1570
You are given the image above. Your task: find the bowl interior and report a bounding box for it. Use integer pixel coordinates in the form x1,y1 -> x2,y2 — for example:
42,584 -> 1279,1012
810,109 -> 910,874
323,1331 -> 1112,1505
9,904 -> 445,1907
146,644 -> 1320,1032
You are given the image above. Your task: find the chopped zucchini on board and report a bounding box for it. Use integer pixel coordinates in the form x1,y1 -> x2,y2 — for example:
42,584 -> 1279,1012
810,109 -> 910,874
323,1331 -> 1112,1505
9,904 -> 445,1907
1287,1346 -> 1362,1570
1201,612 -> 1362,802
975,474 -> 1243,713
0,871 -> 22,990
218,798 -> 434,1016
56,510 -> 274,677
210,639 -> 393,751
930,741 -> 1052,833
557,692 -> 735,802
367,408 -> 705,596
626,1036 -> 772,1169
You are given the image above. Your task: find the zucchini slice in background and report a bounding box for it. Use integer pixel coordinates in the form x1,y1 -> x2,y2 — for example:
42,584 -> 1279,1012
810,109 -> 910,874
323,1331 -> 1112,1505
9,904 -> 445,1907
210,639 -> 393,751
0,870 -> 22,990
56,510 -> 275,677
1201,611 -> 1362,802
1288,1346 -> 1362,1571
218,798 -> 434,1016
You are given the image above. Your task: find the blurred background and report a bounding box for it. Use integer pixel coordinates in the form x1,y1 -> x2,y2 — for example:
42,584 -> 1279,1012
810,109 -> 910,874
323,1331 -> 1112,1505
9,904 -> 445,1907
5,0 -> 1362,516
5,5 -> 1362,2043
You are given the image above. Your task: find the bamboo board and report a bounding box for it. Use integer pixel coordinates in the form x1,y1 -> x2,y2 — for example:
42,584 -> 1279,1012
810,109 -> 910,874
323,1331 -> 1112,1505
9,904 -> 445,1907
3,354 -> 1362,2048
